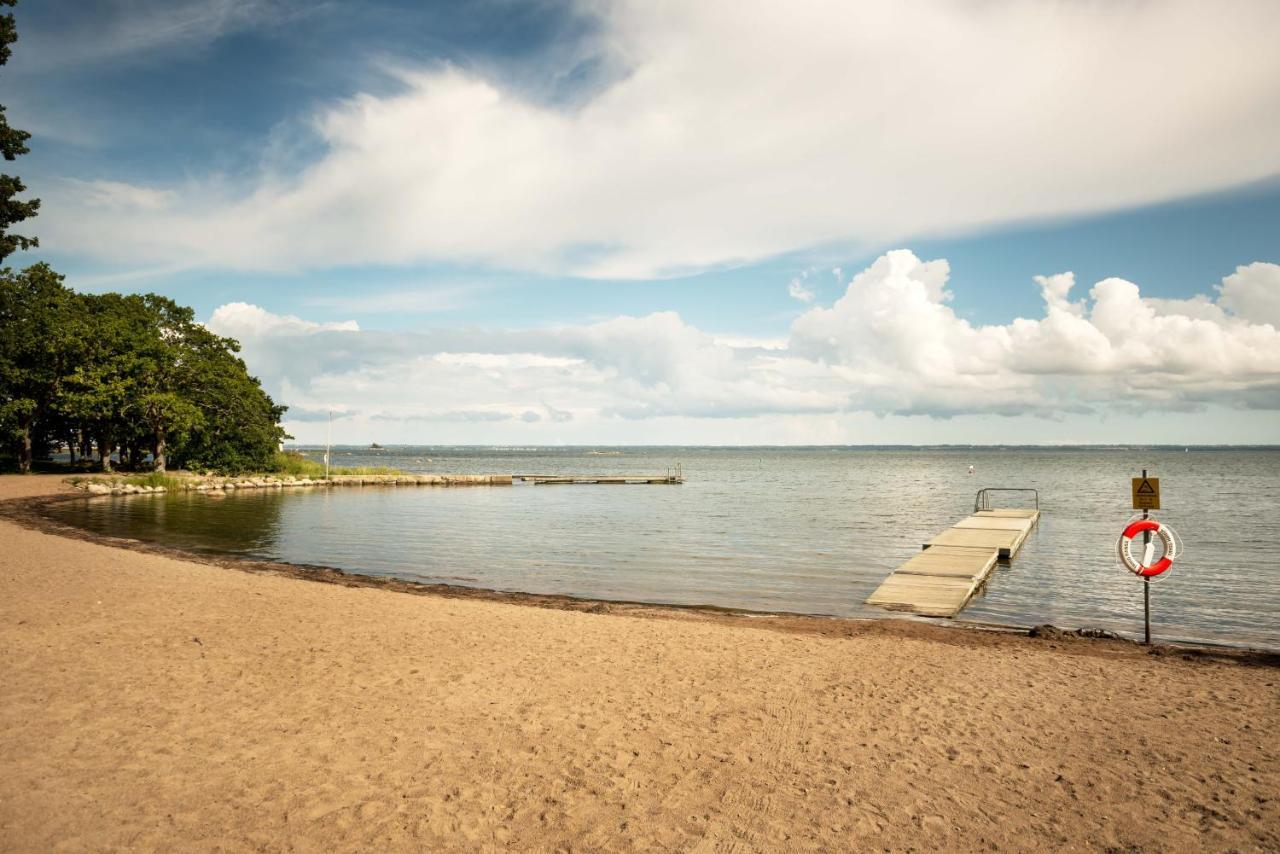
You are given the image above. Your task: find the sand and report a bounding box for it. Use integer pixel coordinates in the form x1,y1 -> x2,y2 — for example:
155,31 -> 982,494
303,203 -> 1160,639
1,475 -> 1277,851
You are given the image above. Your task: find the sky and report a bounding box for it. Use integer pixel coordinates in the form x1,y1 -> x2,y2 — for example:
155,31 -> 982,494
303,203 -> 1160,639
6,0 -> 1280,445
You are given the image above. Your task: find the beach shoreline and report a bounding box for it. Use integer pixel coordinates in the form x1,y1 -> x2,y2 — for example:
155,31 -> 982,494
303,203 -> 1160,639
9,483 -> 1278,660
2,473 -> 1277,850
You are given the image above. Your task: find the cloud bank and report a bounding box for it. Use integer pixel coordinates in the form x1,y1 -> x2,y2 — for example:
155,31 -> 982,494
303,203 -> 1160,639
43,0 -> 1280,278
207,253 -> 1280,441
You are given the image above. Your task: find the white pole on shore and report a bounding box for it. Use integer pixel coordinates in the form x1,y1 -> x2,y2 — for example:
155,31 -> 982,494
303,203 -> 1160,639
325,410 -> 332,481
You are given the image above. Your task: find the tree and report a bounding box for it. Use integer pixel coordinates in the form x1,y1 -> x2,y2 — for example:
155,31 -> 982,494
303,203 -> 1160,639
0,0 -> 38,262
54,290 -> 288,474
0,264 -> 84,471
59,292 -> 152,471
171,327 -> 287,474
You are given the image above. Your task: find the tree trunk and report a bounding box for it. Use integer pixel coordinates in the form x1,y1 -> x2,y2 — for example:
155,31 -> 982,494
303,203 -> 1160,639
98,436 -> 113,473
17,421 -> 32,473
67,433 -> 77,466
153,431 -> 166,473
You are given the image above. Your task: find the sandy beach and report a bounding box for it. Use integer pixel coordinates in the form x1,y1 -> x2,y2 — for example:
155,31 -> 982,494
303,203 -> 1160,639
1,475 -> 1277,851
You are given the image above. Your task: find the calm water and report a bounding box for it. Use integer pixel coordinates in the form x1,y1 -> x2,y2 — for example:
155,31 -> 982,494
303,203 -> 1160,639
45,447 -> 1280,649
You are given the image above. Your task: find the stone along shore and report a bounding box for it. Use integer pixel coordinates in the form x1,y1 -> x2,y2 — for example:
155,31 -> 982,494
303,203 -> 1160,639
69,473 -> 514,495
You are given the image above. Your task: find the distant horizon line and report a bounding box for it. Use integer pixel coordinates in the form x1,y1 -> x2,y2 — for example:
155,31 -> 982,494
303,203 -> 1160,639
283,443 -> 1280,450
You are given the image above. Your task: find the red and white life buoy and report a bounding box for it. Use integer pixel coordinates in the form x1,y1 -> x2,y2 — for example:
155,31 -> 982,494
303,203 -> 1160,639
1116,519 -> 1178,577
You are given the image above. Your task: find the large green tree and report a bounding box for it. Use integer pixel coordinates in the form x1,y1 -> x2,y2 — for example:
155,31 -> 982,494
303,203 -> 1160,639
59,293 -> 153,471
0,264 -> 84,471
0,0 -> 38,262
15,282 -> 289,474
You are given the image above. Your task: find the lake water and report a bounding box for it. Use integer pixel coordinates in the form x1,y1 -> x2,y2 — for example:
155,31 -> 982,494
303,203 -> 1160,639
44,446 -> 1280,650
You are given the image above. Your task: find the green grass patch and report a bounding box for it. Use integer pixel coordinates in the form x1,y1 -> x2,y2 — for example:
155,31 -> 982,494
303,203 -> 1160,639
269,451 -> 327,477
121,472 -> 186,490
268,451 -> 405,478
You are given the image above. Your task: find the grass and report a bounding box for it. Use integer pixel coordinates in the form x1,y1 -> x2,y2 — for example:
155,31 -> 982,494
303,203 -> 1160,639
269,451 -> 327,478
65,471 -> 185,489
269,451 -> 404,478
121,472 -> 187,490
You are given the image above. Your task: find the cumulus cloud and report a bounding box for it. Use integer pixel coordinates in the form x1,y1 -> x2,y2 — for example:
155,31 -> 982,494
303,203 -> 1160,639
41,0 -> 1280,278
1217,263 -> 1280,327
206,253 -> 1280,439
207,302 -> 360,337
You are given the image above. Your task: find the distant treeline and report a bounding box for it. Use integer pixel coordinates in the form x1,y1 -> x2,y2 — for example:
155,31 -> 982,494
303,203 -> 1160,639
0,264 -> 288,474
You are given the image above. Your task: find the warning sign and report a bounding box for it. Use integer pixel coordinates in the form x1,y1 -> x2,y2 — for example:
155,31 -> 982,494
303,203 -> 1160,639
1131,477 -> 1160,510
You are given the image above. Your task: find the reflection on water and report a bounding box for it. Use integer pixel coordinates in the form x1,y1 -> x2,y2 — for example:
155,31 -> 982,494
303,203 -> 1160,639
45,447 -> 1280,649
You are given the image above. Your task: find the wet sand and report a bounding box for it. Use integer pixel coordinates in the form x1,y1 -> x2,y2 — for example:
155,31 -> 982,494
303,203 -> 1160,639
1,474 -> 1277,851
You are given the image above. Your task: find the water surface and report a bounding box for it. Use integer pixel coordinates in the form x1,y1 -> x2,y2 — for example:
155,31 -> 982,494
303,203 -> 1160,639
45,446 -> 1280,649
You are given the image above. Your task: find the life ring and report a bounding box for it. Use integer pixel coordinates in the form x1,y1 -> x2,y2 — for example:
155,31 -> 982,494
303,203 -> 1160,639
1116,519 -> 1178,577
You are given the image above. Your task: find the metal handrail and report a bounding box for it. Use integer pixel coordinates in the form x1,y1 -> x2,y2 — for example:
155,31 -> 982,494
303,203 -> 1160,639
974,487 -> 1039,512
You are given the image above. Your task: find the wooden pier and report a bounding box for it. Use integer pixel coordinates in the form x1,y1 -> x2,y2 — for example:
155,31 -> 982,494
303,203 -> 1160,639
865,503 -> 1039,618
515,473 -> 683,485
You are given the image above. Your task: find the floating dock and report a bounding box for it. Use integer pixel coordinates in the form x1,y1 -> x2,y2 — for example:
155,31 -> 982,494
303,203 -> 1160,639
865,492 -> 1039,618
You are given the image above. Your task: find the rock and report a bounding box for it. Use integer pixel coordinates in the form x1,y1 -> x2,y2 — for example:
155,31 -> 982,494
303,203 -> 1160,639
86,483 -> 111,495
1029,624 -> 1123,641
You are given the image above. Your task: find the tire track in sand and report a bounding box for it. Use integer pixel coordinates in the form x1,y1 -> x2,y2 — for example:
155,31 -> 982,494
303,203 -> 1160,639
691,693 -> 812,853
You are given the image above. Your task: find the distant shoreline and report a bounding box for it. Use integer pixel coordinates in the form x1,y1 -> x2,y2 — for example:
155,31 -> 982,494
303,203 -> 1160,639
19,442 -> 1278,478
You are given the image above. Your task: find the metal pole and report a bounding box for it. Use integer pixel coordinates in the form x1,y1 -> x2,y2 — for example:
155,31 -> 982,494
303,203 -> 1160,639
1142,468 -> 1151,645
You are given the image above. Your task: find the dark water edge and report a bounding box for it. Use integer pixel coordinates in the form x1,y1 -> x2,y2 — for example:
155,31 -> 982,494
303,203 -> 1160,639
41,446 -> 1280,651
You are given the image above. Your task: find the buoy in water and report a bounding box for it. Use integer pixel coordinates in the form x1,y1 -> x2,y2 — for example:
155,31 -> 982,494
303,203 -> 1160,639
967,465 -> 975,475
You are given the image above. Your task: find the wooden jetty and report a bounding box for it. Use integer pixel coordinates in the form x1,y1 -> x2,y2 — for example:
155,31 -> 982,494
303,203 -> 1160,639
515,473 -> 683,485
865,489 -> 1039,618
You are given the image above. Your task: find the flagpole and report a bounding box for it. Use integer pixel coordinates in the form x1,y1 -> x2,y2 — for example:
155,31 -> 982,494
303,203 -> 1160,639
325,410 -> 332,480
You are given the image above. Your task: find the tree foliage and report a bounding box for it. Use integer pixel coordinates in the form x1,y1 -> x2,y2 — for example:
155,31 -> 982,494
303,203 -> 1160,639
0,269 -> 288,473
0,0 -> 38,261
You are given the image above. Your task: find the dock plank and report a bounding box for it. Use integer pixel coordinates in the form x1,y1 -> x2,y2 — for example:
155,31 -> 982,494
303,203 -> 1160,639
952,516 -> 1035,532
926,527 -> 1023,556
893,545 -> 998,578
864,574 -> 979,617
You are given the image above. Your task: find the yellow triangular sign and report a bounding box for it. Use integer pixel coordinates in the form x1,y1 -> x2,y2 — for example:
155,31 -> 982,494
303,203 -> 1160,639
1136,479 -> 1155,494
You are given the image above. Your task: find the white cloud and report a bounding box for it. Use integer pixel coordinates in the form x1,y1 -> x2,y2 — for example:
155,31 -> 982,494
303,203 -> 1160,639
41,0 -> 1280,278
207,253 -> 1280,442
207,301 -> 359,337
301,286 -> 475,315
788,274 -> 815,304
76,179 -> 176,211
15,1 -> 309,73
1217,262 -> 1280,327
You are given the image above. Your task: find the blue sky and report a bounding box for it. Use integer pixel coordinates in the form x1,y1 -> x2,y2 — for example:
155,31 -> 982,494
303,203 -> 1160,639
6,0 -> 1280,444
